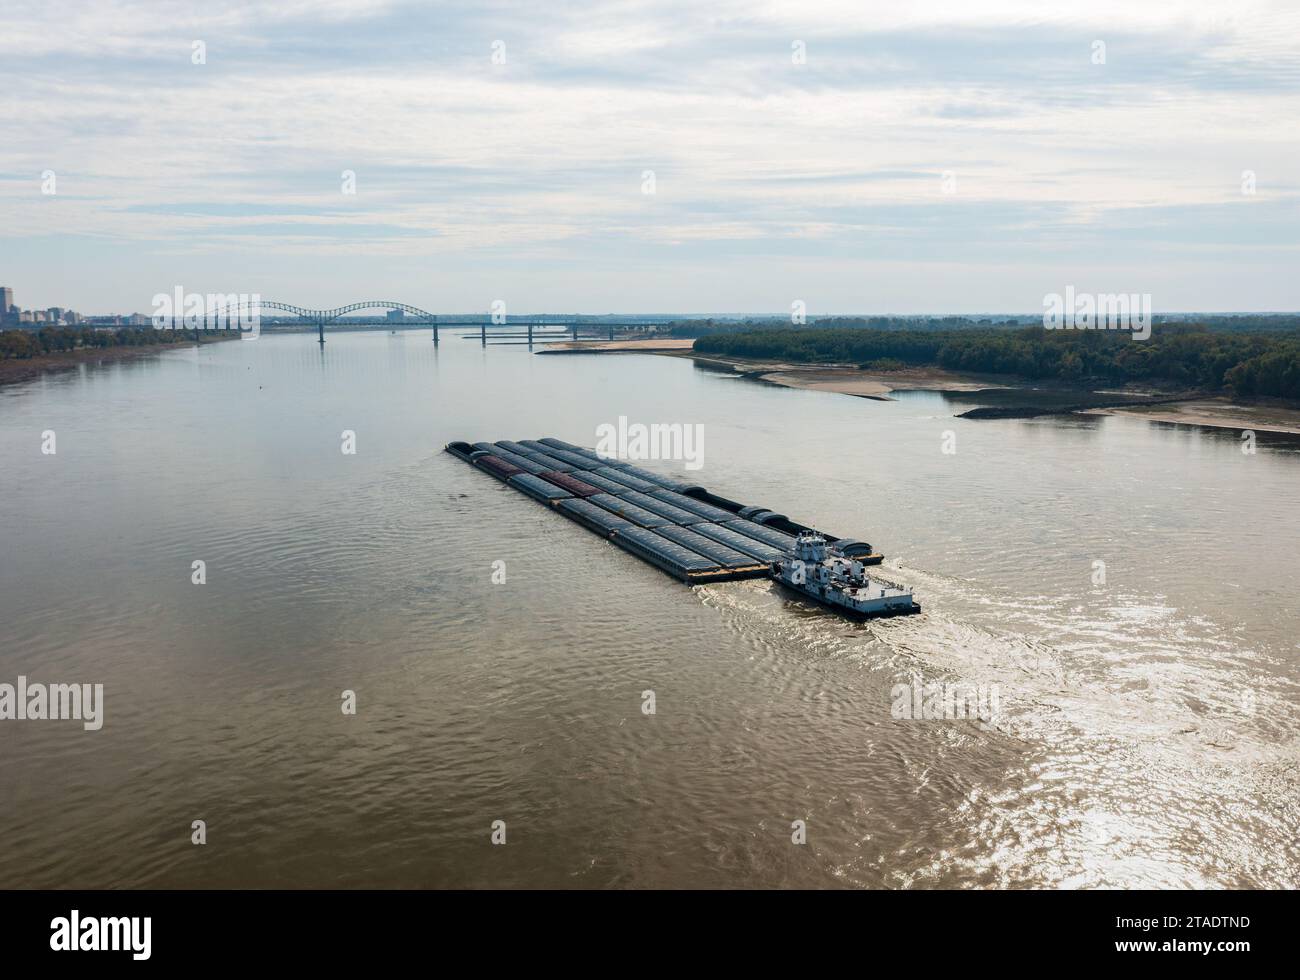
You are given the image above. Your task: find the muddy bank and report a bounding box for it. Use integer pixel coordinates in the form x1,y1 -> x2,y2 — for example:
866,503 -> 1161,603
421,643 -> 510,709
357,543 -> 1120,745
956,393 -> 1204,420
538,338 -> 697,354
1081,398 -> 1300,435
629,347 -> 1003,399
0,336 -> 235,388
749,365 -> 1000,399
536,338 -> 977,393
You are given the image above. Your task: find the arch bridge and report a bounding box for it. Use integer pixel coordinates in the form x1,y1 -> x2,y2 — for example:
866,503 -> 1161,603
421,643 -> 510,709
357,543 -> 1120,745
206,300 -> 441,345
199,299 -> 669,346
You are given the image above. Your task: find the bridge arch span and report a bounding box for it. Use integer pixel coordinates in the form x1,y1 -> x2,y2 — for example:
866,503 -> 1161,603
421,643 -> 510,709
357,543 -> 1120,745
214,299 -> 439,321
208,299 -> 442,344
318,301 -> 438,322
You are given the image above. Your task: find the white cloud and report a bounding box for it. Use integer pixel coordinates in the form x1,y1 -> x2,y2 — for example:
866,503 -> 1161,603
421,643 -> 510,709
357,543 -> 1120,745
2,0 -> 1298,311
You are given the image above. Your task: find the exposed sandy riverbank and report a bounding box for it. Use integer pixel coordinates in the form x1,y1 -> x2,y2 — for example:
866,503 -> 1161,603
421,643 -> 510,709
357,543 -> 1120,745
542,339 -> 993,397
1080,398 -> 1300,435
542,338 -> 698,353
757,364 -> 1300,434
746,365 -> 996,400
540,337 -> 1300,435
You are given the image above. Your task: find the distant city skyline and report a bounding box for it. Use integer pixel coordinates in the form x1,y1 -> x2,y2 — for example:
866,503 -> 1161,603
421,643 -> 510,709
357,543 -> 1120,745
3,0 -> 1299,313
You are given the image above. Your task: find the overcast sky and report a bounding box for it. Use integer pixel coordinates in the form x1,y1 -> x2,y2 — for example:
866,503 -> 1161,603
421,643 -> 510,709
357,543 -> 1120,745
2,0 -> 1298,314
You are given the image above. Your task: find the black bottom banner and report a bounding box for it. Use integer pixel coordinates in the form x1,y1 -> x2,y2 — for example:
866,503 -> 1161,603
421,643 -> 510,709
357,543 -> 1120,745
0,888 -> 1286,967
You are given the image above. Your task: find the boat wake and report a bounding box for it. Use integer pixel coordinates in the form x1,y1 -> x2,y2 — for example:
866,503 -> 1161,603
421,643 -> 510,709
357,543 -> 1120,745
696,559 -> 1300,887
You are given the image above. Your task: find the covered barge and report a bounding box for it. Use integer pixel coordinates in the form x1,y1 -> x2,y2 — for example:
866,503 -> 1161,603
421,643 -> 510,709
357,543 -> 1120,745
445,437 -> 901,601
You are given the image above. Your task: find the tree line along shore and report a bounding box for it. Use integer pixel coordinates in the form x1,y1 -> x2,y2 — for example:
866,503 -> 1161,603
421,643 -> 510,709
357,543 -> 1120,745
0,326 -> 237,386
691,324 -> 1300,401
0,325 -> 213,360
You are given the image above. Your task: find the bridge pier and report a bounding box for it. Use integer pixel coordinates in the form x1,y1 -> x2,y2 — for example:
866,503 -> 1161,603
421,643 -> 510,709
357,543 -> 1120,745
317,319 -> 325,345
481,322 -> 486,347
609,325 -> 614,341
527,322 -> 533,348
432,322 -> 439,344
571,323 -> 578,341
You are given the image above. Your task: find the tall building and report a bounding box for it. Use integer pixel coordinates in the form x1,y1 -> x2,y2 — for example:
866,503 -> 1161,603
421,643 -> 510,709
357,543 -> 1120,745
0,287 -> 13,315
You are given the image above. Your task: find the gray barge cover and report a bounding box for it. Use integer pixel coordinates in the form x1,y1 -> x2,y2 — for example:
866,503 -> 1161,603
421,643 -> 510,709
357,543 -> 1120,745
618,490 -> 709,525
589,493 -> 673,528
589,467 -> 661,493
557,497 -> 634,536
573,470 -> 642,496
507,473 -> 574,503
506,447 -> 578,473
538,438 -> 608,464
476,444 -> 550,474
726,519 -> 796,550
530,446 -> 599,470
648,489 -> 738,523
653,525 -> 765,570
605,462 -> 693,492
537,437 -> 583,452
690,522 -> 786,562
494,440 -> 536,456
609,526 -> 718,580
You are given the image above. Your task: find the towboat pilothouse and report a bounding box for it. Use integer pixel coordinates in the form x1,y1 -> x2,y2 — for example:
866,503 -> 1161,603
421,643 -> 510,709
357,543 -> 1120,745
773,531 -> 920,619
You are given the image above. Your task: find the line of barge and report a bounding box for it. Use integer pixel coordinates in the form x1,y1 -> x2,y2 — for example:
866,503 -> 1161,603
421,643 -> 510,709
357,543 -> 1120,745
446,437 -> 918,618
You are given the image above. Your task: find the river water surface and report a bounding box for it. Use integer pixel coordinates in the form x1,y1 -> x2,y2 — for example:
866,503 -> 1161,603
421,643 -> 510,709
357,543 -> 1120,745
1,329 -> 1297,888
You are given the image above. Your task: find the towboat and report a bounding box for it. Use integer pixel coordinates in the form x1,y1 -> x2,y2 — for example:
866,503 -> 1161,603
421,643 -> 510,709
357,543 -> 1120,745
772,531 -> 920,618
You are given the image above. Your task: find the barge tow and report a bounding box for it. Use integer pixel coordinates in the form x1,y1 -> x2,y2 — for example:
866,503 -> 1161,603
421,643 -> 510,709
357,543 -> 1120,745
446,437 -> 918,620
